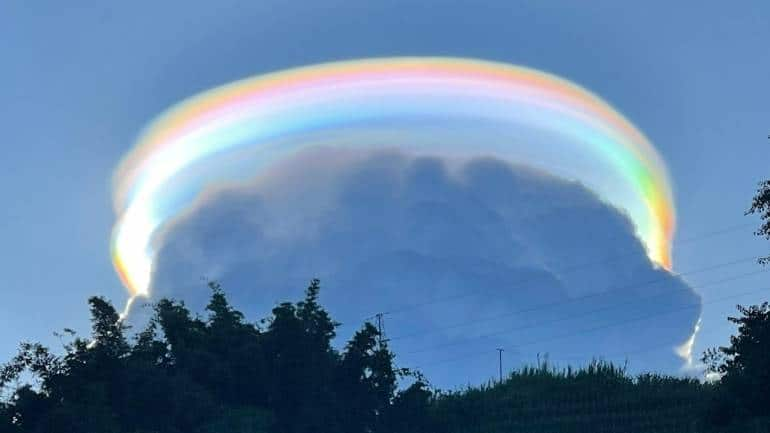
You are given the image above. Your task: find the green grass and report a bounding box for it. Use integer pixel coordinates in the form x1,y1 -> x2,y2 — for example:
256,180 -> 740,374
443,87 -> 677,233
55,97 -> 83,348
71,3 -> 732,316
429,361 -> 715,433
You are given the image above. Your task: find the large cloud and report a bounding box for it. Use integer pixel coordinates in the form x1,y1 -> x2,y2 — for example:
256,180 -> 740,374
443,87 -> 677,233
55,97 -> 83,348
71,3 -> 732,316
144,148 -> 700,388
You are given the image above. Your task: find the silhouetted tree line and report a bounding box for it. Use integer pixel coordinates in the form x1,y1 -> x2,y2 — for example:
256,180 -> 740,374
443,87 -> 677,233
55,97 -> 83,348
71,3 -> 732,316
1,157 -> 769,433
0,280 -> 429,433
1,278 -> 769,433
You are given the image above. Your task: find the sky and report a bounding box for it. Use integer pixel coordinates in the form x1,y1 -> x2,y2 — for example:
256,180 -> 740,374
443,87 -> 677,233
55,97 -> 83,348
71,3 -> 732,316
1,1 -> 769,384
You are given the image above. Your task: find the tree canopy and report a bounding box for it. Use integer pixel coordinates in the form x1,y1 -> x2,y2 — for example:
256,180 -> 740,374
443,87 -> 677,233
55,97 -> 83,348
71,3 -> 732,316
1,279 -> 768,433
0,280 -> 417,433
748,178 -> 770,264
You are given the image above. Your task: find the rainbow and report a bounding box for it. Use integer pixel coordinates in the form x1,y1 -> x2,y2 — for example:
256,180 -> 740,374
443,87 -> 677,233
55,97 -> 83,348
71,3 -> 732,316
112,57 -> 676,299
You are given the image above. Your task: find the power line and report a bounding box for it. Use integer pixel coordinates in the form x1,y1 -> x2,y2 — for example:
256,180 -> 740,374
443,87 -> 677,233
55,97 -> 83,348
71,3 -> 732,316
399,268 -> 767,356
414,284 -> 770,368
674,222 -> 757,244
140,221 -> 758,326
552,222 -> 757,274
374,253 -> 760,331
543,322 -> 734,365
365,235 -> 760,321
390,266 -> 768,345
137,222 -> 762,346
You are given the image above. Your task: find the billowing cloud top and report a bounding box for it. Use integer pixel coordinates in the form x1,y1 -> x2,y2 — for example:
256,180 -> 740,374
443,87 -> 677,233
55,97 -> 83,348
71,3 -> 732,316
111,57 -> 675,300
144,149 -> 698,388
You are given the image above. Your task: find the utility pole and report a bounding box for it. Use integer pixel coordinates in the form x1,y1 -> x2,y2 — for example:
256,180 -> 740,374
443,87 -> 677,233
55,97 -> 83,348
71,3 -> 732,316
496,348 -> 504,383
375,313 -> 388,349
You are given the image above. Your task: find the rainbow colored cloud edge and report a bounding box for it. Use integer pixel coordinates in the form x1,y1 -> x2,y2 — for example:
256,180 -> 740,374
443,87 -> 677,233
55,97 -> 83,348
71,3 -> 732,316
111,57 -> 676,301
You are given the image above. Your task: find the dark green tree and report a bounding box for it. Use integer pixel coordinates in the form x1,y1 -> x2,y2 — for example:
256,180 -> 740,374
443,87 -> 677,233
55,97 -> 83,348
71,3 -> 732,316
0,297 -> 131,433
386,380 -> 434,433
263,280 -> 340,433
201,281 -> 265,407
747,178 -> 770,264
1,279 -> 421,433
703,302 -> 770,419
0,401 -> 18,433
699,149 -> 770,426
338,322 -> 398,433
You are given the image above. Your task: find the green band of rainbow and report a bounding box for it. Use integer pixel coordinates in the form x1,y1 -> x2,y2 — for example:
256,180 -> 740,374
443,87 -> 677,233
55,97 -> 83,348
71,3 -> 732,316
112,57 -> 676,298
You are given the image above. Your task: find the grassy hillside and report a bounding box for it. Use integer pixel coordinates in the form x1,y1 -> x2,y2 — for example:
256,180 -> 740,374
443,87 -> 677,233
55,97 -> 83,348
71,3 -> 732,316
428,361 -> 770,433
430,362 -> 708,433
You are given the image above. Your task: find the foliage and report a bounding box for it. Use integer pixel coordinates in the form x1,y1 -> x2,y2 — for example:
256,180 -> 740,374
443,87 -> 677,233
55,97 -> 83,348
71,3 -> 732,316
1,279 -> 769,432
702,302 -> 770,424
0,281 -> 406,433
429,360 -> 712,433
748,178 -> 770,264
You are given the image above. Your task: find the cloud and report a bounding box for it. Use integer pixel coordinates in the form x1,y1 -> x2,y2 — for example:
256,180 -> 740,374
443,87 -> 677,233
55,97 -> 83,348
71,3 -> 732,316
143,147 -> 700,388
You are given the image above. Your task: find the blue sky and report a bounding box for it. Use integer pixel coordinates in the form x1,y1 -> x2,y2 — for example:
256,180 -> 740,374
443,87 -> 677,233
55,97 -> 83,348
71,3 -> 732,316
1,1 -> 768,376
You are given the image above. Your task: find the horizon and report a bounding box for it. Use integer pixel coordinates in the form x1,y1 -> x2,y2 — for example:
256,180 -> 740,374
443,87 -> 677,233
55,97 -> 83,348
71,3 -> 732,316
2,1 -> 769,391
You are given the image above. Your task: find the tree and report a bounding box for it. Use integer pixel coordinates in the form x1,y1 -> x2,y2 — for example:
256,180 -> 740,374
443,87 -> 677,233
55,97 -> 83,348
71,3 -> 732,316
196,407 -> 273,433
703,302 -> 770,419
1,279 -> 418,433
698,148 -> 770,425
87,296 -> 130,357
698,151 -> 770,425
264,280 -> 341,433
0,401 -> 18,433
338,322 -> 398,433
0,298 -> 132,433
386,381 -> 435,433
747,178 -> 770,264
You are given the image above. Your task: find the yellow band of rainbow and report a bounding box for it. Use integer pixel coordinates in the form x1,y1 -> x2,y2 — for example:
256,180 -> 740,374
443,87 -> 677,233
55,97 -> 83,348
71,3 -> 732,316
112,57 -> 676,298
